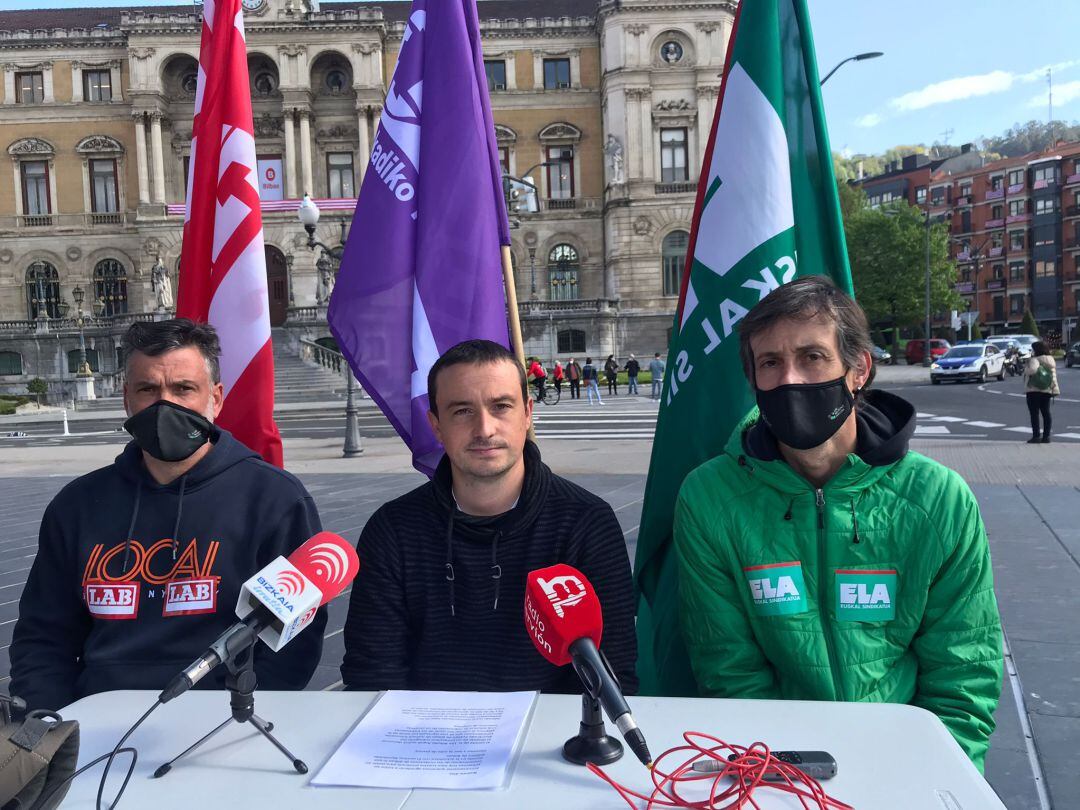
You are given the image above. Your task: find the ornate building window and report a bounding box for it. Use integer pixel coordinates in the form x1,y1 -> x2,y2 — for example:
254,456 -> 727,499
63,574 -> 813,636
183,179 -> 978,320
15,72 -> 43,104
94,259 -> 128,317
0,351 -> 22,376
25,261 -> 60,319
484,60 -> 506,92
543,58 -> 570,90
660,128 -> 688,182
21,161 -> 49,216
494,125 -> 517,177
557,330 -> 586,354
67,349 -> 100,374
548,244 -> 580,301
84,70 -> 112,102
538,124 -> 581,205
72,60 -> 121,103
662,230 -> 690,296
77,136 -> 125,219
327,153 -> 355,198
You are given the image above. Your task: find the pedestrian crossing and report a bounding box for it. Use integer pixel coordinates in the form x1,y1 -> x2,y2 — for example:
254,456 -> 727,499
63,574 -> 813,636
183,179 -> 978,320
915,412 -> 1080,441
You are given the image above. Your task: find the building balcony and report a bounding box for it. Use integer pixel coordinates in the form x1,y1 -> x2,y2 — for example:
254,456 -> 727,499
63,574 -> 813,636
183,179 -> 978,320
956,251 -> 971,261
985,279 -> 1005,291
1008,182 -> 1025,194
0,212 -> 136,233
0,311 -> 155,335
1067,238 -> 1080,250
984,188 -> 1005,201
518,297 -> 619,315
985,218 -> 1005,229
955,282 -> 975,294
654,181 -> 698,195
522,197 -> 601,215
988,246 -> 1004,258
1006,213 -> 1031,224
1066,173 -> 1080,186
955,195 -> 971,206
1066,204 -> 1080,218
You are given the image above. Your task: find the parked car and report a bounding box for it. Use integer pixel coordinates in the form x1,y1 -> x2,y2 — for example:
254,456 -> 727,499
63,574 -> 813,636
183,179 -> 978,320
1066,342 -> 1080,368
930,342 -> 1006,384
905,339 -> 951,365
871,345 -> 892,365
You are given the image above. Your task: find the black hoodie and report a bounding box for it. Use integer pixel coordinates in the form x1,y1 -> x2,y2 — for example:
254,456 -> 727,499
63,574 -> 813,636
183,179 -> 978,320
340,441 -> 638,694
10,430 -> 326,711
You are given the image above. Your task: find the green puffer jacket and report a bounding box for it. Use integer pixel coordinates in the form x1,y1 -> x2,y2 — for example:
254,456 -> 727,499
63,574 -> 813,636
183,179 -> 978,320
673,390 -> 1003,772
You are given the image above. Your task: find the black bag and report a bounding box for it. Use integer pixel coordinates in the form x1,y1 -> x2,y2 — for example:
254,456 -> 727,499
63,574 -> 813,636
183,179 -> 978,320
0,696 -> 79,810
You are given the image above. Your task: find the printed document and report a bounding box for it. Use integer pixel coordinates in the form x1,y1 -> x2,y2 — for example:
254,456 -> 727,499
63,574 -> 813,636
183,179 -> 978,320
312,690 -> 537,790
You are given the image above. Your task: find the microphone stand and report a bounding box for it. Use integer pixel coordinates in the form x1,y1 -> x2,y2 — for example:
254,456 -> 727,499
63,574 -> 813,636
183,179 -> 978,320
152,641 -> 307,778
562,649 -> 625,766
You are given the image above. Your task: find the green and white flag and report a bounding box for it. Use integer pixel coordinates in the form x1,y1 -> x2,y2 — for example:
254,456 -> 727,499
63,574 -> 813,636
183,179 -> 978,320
635,0 -> 853,695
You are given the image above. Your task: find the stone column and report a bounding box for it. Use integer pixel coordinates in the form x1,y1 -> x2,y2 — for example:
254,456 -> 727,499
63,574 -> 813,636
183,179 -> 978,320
133,113 -> 150,204
298,110 -> 314,196
356,105 -> 369,182
371,104 -> 382,139
639,91 -> 653,181
283,109 -> 297,198
150,113 -> 166,204
697,87 -> 717,167
624,90 -> 640,181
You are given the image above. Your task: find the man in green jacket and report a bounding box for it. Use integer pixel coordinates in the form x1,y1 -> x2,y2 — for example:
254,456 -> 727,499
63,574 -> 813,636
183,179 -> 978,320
674,277 -> 1003,771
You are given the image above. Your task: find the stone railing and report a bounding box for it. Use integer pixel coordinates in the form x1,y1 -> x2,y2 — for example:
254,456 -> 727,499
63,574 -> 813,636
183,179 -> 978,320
0,212 -> 135,232
286,305 -> 329,324
655,182 -> 698,195
518,298 -> 619,314
299,338 -> 347,375
0,311 -> 156,334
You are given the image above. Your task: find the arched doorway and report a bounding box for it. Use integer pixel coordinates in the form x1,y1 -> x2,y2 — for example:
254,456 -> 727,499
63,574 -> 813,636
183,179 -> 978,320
265,245 -> 288,326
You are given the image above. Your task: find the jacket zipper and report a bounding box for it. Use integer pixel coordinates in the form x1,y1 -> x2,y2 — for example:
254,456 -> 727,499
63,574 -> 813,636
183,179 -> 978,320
815,488 -> 844,701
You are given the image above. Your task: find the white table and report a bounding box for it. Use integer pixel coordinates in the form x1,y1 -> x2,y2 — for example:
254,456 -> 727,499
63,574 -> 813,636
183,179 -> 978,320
59,691 -> 1005,809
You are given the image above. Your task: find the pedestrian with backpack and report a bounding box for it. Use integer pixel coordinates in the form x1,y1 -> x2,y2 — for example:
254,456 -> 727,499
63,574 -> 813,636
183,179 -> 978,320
1023,340 -> 1060,443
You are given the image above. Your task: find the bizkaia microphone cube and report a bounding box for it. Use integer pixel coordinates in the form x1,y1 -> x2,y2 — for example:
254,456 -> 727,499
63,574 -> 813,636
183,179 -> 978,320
236,557 -> 322,652
524,564 -> 603,666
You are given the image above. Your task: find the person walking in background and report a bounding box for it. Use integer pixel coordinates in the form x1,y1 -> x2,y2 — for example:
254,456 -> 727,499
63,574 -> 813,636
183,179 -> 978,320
552,360 -> 564,397
1023,340 -> 1060,443
566,357 -> 582,400
583,357 -> 603,405
604,355 -> 620,396
625,354 -> 640,395
649,352 -> 666,399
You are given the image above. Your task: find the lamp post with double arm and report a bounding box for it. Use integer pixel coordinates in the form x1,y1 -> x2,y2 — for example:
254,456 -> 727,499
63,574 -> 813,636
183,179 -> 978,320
297,194 -> 362,458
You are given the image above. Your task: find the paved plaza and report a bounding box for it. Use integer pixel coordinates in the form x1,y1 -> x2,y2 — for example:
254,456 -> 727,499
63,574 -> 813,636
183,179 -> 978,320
0,380 -> 1078,808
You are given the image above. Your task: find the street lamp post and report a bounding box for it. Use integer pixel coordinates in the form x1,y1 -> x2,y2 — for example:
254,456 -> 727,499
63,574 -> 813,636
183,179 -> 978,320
820,51 -> 884,86
64,285 -> 104,400
297,194 -> 362,458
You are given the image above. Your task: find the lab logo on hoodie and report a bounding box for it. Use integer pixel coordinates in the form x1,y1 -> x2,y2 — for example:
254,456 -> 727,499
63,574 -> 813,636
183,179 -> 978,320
84,582 -> 139,620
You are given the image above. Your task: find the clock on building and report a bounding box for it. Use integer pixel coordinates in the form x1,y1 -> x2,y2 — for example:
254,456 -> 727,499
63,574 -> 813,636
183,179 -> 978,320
241,0 -> 267,12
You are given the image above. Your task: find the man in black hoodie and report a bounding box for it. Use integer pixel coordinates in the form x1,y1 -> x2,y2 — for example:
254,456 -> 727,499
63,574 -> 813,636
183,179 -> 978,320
10,319 -> 326,711
341,340 -> 637,694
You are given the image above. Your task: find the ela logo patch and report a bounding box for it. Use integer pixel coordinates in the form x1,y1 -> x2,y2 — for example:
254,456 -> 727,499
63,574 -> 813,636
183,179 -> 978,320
743,561 -> 807,616
835,569 -> 897,622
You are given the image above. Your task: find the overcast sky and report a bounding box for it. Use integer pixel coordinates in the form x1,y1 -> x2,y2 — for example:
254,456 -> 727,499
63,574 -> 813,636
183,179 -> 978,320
2,0 -> 1077,157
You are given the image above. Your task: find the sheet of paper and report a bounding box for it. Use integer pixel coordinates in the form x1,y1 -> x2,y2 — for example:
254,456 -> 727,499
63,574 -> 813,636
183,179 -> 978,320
311,690 -> 537,790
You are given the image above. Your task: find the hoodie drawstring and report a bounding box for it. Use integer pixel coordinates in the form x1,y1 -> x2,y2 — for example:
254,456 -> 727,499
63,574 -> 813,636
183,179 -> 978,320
783,498 -> 794,521
445,514 -> 456,617
120,478 -> 143,574
490,531 -> 503,611
171,474 -> 188,561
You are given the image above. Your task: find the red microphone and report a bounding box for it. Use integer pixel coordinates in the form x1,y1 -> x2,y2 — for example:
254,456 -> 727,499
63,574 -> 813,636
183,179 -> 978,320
525,565 -> 652,767
160,532 -> 358,703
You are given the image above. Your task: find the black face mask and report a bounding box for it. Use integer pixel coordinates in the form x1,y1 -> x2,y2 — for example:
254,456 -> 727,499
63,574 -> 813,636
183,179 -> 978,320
124,400 -> 215,462
755,376 -> 855,451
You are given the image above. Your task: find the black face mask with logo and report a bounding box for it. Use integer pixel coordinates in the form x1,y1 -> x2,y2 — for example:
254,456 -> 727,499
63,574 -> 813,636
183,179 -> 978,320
755,376 -> 855,451
124,400 -> 216,462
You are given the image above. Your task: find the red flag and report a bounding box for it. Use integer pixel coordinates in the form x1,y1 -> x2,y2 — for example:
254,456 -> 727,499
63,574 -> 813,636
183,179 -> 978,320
177,0 -> 282,467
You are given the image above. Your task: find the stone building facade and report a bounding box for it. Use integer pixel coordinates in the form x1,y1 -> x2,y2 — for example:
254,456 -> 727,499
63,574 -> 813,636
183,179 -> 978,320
0,0 -> 735,399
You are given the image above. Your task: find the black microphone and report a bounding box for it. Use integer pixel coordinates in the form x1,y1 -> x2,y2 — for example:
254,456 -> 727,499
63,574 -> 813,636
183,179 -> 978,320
569,637 -> 651,768
159,532 -> 359,703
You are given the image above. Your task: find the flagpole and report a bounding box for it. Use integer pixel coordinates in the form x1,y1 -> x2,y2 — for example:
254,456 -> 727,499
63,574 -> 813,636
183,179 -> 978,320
500,244 -> 537,441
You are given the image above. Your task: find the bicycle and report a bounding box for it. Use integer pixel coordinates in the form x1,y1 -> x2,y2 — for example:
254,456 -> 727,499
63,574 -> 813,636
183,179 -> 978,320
533,380 -> 560,406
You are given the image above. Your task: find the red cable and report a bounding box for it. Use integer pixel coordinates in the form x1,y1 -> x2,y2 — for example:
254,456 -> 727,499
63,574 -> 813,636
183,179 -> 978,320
587,732 -> 854,810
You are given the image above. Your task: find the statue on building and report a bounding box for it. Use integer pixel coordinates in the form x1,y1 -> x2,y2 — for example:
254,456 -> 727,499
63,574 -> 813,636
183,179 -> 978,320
315,254 -> 335,305
604,134 -> 625,185
151,256 -> 174,311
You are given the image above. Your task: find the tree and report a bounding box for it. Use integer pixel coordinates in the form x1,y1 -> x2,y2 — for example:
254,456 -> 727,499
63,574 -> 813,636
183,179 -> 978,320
971,321 -> 983,341
26,377 -> 47,405
843,196 -> 959,347
1021,309 -> 1039,336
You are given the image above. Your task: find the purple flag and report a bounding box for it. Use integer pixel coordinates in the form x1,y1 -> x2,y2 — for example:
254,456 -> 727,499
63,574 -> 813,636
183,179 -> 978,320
328,0 -> 512,476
